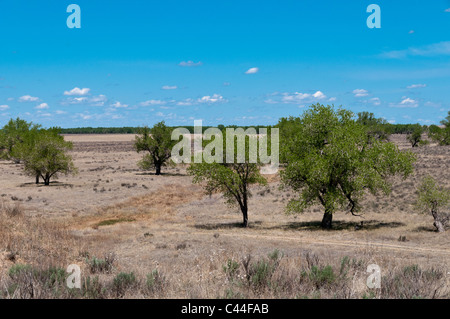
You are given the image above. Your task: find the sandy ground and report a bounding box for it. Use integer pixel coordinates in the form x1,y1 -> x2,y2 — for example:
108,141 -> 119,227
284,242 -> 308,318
0,134 -> 449,294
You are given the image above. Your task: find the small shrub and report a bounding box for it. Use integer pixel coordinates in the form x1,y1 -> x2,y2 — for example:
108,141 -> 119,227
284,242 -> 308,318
242,250 -> 283,292
146,269 -> 165,294
223,259 -> 240,281
82,276 -> 106,299
307,265 -> 336,288
112,272 -> 137,297
86,253 -> 115,274
8,264 -> 32,278
381,264 -> 446,298
38,267 -> 67,287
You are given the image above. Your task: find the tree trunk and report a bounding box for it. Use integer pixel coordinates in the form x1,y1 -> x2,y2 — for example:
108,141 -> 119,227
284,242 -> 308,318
44,174 -> 50,186
321,209 -> 333,229
241,206 -> 248,228
155,164 -> 161,175
35,175 -> 39,184
432,210 -> 446,233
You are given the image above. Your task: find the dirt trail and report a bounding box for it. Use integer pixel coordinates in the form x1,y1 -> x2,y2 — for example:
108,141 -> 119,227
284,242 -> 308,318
70,180 -> 450,260
150,226 -> 450,257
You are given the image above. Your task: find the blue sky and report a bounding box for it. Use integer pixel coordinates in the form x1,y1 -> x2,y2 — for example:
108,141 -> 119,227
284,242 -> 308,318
0,0 -> 449,128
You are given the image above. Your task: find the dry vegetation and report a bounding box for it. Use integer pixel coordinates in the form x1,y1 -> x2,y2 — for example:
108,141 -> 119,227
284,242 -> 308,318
0,134 -> 448,299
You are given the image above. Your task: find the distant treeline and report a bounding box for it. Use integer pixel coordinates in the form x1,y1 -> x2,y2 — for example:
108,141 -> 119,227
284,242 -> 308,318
60,125 -> 272,134
60,123 -> 434,135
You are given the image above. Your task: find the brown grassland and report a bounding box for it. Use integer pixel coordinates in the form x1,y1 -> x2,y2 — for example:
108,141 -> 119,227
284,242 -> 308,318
0,134 -> 448,298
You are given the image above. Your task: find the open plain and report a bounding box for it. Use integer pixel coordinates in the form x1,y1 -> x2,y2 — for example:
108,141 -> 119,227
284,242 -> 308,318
0,134 -> 449,298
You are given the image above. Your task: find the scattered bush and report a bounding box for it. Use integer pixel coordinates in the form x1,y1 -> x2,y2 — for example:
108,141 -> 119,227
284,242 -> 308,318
146,270 -> 165,295
223,259 -> 240,281
112,272 -> 137,297
86,253 -> 115,274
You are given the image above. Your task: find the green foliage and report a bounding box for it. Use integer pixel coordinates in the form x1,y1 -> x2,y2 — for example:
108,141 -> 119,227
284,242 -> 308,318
20,128 -> 77,185
112,272 -> 137,296
427,112 -> 450,145
223,259 -> 240,281
356,111 -> 390,141
8,264 -> 32,278
416,176 -> 450,232
406,124 -> 428,147
82,276 -> 106,299
0,119 -> 76,185
94,217 -> 135,227
307,265 -> 336,288
146,269 -> 165,293
134,121 -> 176,175
187,130 -> 268,227
242,250 -> 282,292
86,254 -> 115,274
279,104 -> 417,229
0,118 -> 41,162
416,176 -> 450,215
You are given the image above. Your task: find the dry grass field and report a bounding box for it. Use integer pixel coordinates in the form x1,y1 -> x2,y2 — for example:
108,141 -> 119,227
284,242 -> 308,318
0,134 -> 448,298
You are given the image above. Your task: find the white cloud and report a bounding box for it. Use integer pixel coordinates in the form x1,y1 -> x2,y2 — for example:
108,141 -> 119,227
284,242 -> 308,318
176,99 -> 195,106
64,87 -> 91,96
198,94 -> 226,104
370,97 -> 381,106
64,94 -> 106,106
391,97 -> 419,108
400,98 -> 417,105
162,85 -> 177,90
0,105 -> 9,110
380,41 -> 450,59
179,61 -> 202,67
111,101 -> 128,108
312,91 -> 326,99
276,91 -> 327,104
407,84 -> 427,89
353,89 -> 369,97
409,30 -> 415,34
140,99 -> 166,106
69,97 -> 88,104
35,103 -> 49,109
89,95 -> 107,106
245,67 -> 259,74
445,8 -> 450,12
76,113 -> 92,120
55,110 -> 67,115
328,97 -> 337,102
18,95 -> 39,102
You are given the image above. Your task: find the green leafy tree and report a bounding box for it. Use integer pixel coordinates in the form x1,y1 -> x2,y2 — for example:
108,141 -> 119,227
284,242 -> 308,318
0,118 -> 41,162
188,131 -> 268,227
416,176 -> 450,233
280,104 -> 417,229
134,121 -> 176,175
356,111 -> 390,141
428,111 -> 450,145
406,124 -> 428,147
21,128 -> 77,185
